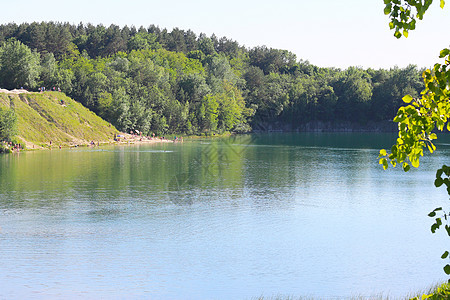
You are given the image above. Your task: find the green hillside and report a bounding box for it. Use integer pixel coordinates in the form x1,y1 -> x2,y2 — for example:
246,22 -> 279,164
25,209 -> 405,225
0,91 -> 119,148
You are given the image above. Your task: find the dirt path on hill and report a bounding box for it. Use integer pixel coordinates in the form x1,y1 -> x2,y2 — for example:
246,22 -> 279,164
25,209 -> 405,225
0,88 -> 30,94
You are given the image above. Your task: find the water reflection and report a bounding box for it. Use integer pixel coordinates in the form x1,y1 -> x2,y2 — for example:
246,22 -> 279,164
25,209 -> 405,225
1,133 -> 449,299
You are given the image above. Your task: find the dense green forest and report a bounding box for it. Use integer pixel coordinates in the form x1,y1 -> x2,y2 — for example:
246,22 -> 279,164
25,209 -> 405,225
0,22 -> 424,136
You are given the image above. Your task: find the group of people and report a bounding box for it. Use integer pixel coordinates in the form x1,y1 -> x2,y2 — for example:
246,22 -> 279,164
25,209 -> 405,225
1,141 -> 22,152
114,131 -> 184,143
39,87 -> 61,92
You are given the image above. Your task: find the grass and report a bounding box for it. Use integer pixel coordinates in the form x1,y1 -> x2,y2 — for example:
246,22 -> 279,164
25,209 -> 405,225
251,282 -> 450,300
408,282 -> 450,299
0,91 -> 119,148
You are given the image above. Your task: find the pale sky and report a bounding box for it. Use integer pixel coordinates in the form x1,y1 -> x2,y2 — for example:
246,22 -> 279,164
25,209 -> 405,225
2,0 -> 450,69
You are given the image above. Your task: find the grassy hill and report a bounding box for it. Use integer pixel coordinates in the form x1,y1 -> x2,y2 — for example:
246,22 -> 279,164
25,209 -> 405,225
0,91 -> 119,148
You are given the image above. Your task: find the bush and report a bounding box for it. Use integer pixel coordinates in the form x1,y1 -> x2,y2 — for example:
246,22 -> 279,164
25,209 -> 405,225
0,107 -> 17,141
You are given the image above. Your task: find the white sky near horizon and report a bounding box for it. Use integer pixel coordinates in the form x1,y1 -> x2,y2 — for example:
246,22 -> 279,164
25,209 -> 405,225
2,0 -> 450,69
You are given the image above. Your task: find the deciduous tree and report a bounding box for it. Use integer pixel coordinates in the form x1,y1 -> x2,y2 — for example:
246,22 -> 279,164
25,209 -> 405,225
0,39 -> 40,89
379,0 -> 450,282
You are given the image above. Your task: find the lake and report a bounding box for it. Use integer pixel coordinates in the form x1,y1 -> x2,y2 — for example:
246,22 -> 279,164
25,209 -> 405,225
0,133 -> 449,299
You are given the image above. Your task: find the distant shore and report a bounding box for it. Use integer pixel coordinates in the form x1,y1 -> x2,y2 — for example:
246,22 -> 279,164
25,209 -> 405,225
251,120 -> 397,133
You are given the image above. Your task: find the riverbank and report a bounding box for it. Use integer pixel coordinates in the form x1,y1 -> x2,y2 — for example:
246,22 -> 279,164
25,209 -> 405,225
2,132 -> 181,153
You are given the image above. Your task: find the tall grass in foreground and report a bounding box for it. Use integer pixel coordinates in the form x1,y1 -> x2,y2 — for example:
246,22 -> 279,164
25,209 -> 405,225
252,282 -> 450,300
407,282 -> 450,299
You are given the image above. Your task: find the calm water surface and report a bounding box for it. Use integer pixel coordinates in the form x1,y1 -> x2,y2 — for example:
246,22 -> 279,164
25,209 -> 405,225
1,133 -> 449,299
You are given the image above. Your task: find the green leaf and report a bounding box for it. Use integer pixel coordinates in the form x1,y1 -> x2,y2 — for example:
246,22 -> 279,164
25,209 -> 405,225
432,223 -> 438,233
379,158 -> 388,170
384,3 -> 392,15
444,264 -> 450,275
394,30 -> 402,38
403,29 -> 408,38
441,0 -> 445,9
402,94 -> 413,103
391,145 -> 398,155
440,48 -> 450,58
429,211 -> 436,217
389,22 -> 394,30
442,251 -> 449,259
446,224 -> 450,236
410,19 -> 416,30
443,165 -> 450,174
379,149 -> 387,156
403,163 -> 410,172
417,7 -> 424,19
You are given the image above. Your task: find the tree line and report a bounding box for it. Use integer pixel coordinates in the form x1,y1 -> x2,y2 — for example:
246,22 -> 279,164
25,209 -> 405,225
0,22 -> 425,136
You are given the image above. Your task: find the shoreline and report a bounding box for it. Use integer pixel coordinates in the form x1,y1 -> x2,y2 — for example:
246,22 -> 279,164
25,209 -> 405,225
3,127 -> 408,154
3,130 -> 402,154
3,133 -> 182,153
51,133 -> 180,149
